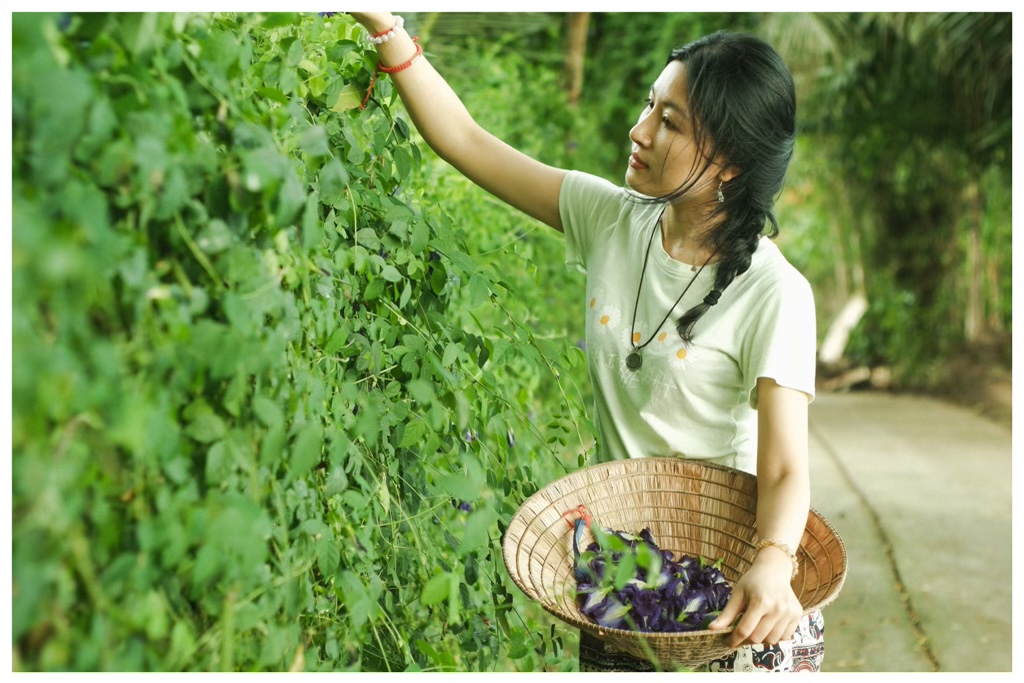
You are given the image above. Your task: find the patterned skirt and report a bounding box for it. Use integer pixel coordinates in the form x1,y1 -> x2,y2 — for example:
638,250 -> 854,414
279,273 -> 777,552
578,609 -> 826,672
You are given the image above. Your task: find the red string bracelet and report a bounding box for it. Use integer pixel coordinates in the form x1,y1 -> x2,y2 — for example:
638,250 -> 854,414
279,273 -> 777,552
360,37 -> 422,110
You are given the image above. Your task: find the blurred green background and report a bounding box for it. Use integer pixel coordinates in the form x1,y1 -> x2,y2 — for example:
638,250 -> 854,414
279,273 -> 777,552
415,11 -> 1011,397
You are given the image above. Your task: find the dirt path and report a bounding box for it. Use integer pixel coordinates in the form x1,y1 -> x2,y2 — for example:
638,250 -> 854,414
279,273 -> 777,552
806,390 -> 1012,672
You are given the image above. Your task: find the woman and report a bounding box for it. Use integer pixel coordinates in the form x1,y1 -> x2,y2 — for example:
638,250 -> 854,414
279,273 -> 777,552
348,12 -> 823,672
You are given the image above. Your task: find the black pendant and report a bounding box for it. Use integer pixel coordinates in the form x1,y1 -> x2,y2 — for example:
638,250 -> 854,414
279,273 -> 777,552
626,351 -> 642,371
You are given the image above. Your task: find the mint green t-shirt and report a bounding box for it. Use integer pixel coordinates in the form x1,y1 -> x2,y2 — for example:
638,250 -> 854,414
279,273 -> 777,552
559,171 -> 816,475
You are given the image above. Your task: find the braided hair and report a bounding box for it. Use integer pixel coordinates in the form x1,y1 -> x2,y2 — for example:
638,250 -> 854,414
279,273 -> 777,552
632,31 -> 797,342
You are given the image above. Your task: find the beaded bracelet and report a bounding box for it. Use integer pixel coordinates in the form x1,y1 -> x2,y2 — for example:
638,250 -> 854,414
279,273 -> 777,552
367,15 -> 404,45
755,538 -> 800,579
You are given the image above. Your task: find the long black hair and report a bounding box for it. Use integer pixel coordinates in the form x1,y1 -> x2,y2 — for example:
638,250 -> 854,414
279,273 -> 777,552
636,31 -> 797,342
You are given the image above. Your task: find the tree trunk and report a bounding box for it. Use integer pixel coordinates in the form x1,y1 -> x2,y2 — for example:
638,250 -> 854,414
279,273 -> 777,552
565,13 -> 589,107
963,178 -> 984,342
563,12 -> 589,158
986,259 -> 1004,334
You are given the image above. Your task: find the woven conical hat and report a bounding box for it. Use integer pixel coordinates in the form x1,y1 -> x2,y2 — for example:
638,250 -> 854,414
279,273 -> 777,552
501,458 -> 847,669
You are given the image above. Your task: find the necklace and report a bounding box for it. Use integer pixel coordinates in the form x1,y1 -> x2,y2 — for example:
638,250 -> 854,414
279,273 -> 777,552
626,212 -> 713,372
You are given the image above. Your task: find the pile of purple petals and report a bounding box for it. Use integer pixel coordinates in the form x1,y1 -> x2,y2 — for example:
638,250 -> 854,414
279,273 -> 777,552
572,521 -> 732,633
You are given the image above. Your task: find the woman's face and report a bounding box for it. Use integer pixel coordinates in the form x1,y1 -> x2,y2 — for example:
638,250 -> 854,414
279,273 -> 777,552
625,61 -> 722,201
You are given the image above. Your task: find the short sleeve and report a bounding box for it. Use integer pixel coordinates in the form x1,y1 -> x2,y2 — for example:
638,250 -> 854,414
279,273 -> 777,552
743,271 -> 817,408
559,171 -> 628,274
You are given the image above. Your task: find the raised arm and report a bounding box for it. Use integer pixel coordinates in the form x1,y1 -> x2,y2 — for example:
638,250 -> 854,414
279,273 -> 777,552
350,12 -> 568,231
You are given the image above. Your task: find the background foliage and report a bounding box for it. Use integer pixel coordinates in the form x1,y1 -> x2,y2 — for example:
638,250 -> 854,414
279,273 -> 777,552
12,10 -> 1011,673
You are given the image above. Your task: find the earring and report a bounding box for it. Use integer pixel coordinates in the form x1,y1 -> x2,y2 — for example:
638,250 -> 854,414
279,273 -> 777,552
716,180 -> 725,203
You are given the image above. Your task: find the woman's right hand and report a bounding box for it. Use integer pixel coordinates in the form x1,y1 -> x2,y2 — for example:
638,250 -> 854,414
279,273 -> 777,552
347,12 -> 395,34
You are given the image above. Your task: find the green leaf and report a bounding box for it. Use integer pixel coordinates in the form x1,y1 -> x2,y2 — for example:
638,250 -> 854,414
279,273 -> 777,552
257,86 -> 288,104
290,422 -> 324,479
276,170 -> 306,227
318,157 -> 349,207
186,412 -> 226,443
437,472 -> 477,502
242,146 -> 285,193
196,219 -> 233,255
381,264 -> 402,282
323,327 -> 349,355
337,570 -> 378,630
299,125 -> 330,157
205,440 -> 231,484
466,275 -> 490,307
398,419 -> 428,448
459,507 -> 498,555
406,379 -> 434,404
301,192 -> 322,251
324,466 -> 348,497
316,537 -> 341,577
409,221 -> 430,253
168,622 -> 197,668
362,278 -> 383,302
253,395 -> 284,429
142,591 -> 169,640
260,12 -> 300,28
330,83 -> 365,112
447,570 -> 461,624
421,573 -> 450,606
209,495 -> 273,577
441,343 -> 459,368
612,552 -> 637,591
378,473 -> 391,514
284,37 -> 304,68
355,228 -> 380,250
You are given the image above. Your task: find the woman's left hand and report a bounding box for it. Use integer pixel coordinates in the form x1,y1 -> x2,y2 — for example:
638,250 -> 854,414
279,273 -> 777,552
707,547 -> 803,647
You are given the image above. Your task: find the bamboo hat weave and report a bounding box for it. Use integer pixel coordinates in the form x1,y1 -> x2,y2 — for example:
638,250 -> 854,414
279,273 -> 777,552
501,458 -> 847,669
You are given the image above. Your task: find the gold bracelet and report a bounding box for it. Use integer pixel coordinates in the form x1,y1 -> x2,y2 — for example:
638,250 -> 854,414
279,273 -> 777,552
755,538 -> 800,579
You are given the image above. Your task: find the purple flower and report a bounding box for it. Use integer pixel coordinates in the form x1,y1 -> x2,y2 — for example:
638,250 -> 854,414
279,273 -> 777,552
680,589 -> 710,618
707,582 -> 732,611
574,525 -> 733,634
579,583 -> 613,616
626,586 -> 662,631
591,596 -> 631,629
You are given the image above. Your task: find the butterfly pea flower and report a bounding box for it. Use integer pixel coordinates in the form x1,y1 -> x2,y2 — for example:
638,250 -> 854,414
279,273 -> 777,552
573,525 -> 733,634
578,583 -> 614,614
679,589 -> 710,618
626,586 -> 662,631
707,582 -> 732,611
591,596 -> 632,630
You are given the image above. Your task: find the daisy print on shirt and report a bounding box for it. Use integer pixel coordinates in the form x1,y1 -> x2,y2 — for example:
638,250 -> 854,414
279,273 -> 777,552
587,282 -> 700,399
